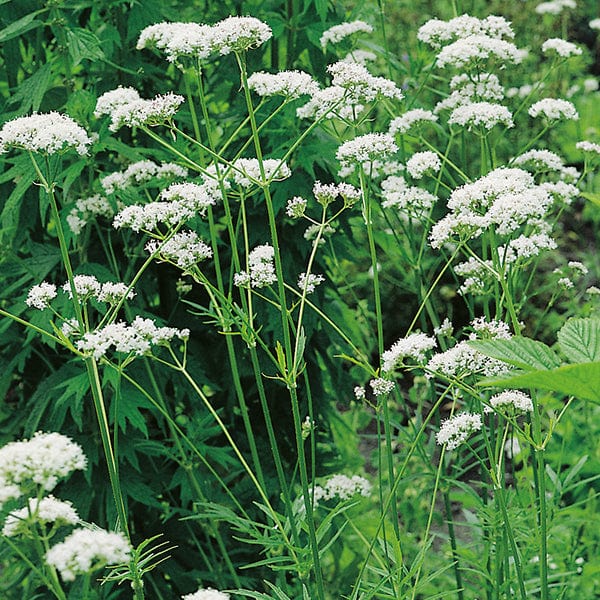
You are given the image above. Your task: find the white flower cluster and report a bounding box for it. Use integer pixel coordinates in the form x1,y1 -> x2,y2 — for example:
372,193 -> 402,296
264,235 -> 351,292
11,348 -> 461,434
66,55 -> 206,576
389,109 -> 438,135
297,272 -> 325,293
247,70 -> 319,99
3,495 -> 79,537
529,98 -> 578,121
470,317 -> 512,340
296,85 -> 359,121
380,175 -> 437,216
576,140 -> 600,155
436,35 -> 524,69
320,20 -> 373,47
406,151 -> 441,179
232,158 -> 291,187
513,149 -> 564,172
369,377 -> 395,396
67,194 -> 115,235
45,527 -> 131,582
485,390 -> 533,414
435,73 -> 505,113
448,102 -> 513,130
95,87 -> 184,131
26,282 -> 57,309
0,112 -> 91,156
429,168 -> 554,248
313,474 -> 372,502
336,133 -> 398,176
312,180 -> 361,207
234,244 -> 277,288
286,196 -> 308,218
101,160 -> 187,195
436,412 -> 482,450
341,49 -> 377,65
182,589 -> 230,600
76,316 -> 190,360
418,14 -> 514,48
591,18 -> 600,31
541,38 -> 582,58
137,16 -> 272,61
382,332 -> 437,373
535,0 -> 576,15
146,231 -> 213,270
453,257 -> 494,296
327,61 -> 404,103
0,432 -> 87,496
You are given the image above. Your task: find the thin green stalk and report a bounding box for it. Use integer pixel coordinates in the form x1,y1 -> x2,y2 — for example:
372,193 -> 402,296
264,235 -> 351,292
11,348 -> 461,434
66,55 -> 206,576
443,484 -> 464,600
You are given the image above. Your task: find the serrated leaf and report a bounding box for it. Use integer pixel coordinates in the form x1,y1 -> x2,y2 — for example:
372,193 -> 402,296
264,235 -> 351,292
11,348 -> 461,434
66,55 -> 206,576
469,338 -> 562,371
557,317 -> 600,363
479,362 -> 600,403
9,63 -> 53,113
66,28 -> 105,66
0,11 -> 43,43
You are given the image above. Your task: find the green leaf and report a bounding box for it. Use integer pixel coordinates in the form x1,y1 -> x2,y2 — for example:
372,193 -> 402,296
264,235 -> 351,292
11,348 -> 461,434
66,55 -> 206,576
557,317 -> 600,363
65,28 -> 105,66
9,63 -> 53,113
580,191 -> 600,207
0,11 -> 44,43
479,362 -> 600,403
469,338 -> 562,371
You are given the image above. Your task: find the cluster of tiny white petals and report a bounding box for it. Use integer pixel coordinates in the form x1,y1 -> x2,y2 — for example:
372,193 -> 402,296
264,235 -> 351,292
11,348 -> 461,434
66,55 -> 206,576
67,195 -> 115,235
336,133 -> 398,175
95,88 -> 184,131
232,158 -> 291,187
353,386 -> 366,400
429,168 -> 553,248
327,61 -> 404,103
341,49 -> 377,64
470,317 -> 512,340
0,112 -> 91,155
406,151 -> 441,179
448,102 -> 513,130
435,318 -> 454,337
234,244 -> 277,288
529,98 -> 578,121
161,182 -> 218,213
535,0 -> 576,15
26,282 -> 57,309
297,272 -> 325,293
485,390 -> 533,414
541,38 -> 582,57
3,495 -> 79,537
513,149 -> 564,172
62,275 -> 102,299
454,257 -> 494,295
0,432 -> 87,494
315,474 -> 372,502
382,332 -> 437,372
436,412 -> 482,450
380,176 -> 437,215
209,16 -> 272,55
45,528 -> 131,582
590,18 -> 600,31
436,35 -> 523,69
96,282 -> 135,304
182,589 -> 230,600
76,317 -> 189,360
312,180 -> 361,206
137,22 -> 215,61
247,70 -> 319,99
389,109 -> 438,135
320,20 -> 373,47
576,140 -> 600,154
417,15 -> 514,48
0,478 -> 23,506
369,377 -> 395,396
101,160 -> 187,195
436,73 -> 505,113
286,196 -> 307,218
426,341 -> 510,379
114,202 -> 192,232
498,232 -> 558,264
146,231 -> 212,270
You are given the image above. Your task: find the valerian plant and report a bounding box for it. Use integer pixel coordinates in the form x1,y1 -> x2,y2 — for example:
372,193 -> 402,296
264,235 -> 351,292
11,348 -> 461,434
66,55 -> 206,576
1,1 -> 600,599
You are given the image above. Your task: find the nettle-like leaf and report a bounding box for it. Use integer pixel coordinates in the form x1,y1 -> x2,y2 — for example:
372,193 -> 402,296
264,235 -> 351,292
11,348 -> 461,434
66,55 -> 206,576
469,338 -> 561,371
557,317 -> 600,363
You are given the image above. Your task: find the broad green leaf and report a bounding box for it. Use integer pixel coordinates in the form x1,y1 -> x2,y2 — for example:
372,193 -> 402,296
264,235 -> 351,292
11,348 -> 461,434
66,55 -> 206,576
469,337 -> 562,371
0,12 -> 43,43
480,362 -> 600,403
580,191 -> 600,207
66,28 -> 105,66
557,317 -> 600,363
9,63 -> 53,113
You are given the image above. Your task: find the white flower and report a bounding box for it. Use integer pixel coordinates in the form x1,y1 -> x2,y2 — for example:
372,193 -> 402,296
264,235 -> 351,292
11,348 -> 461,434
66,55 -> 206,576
541,38 -> 582,57
485,390 -> 533,414
0,112 -> 91,155
470,317 -> 512,340
591,18 -> 600,31
62,275 -> 101,299
529,98 -> 578,121
353,386 -> 366,400
286,196 -> 307,218
389,109 -> 438,135
576,140 -> 600,154
0,432 -> 87,493
146,231 -> 212,270
535,0 -> 576,15
297,272 -> 325,293
235,244 -> 277,288
426,341 -> 510,379
320,474 -> 371,500
406,151 -> 441,179
232,158 -> 290,187
434,318 -> 453,337
320,20 -> 373,47
327,61 -> 403,102
336,133 -> 398,175
380,175 -> 436,215
97,282 -> 135,304
247,71 -> 319,99
436,412 -> 482,450
382,333 -> 437,372
45,527 -> 131,582
312,180 -> 360,206
417,14 -> 514,48
448,102 -> 513,130
161,182 -> 218,213
101,160 -> 187,194
436,35 -> 523,69
340,49 -> 377,64
137,22 -> 215,62
513,149 -> 564,172
369,378 -> 395,396
182,590 -> 230,600
26,282 -> 57,309
211,16 -> 272,54
3,495 -> 79,537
